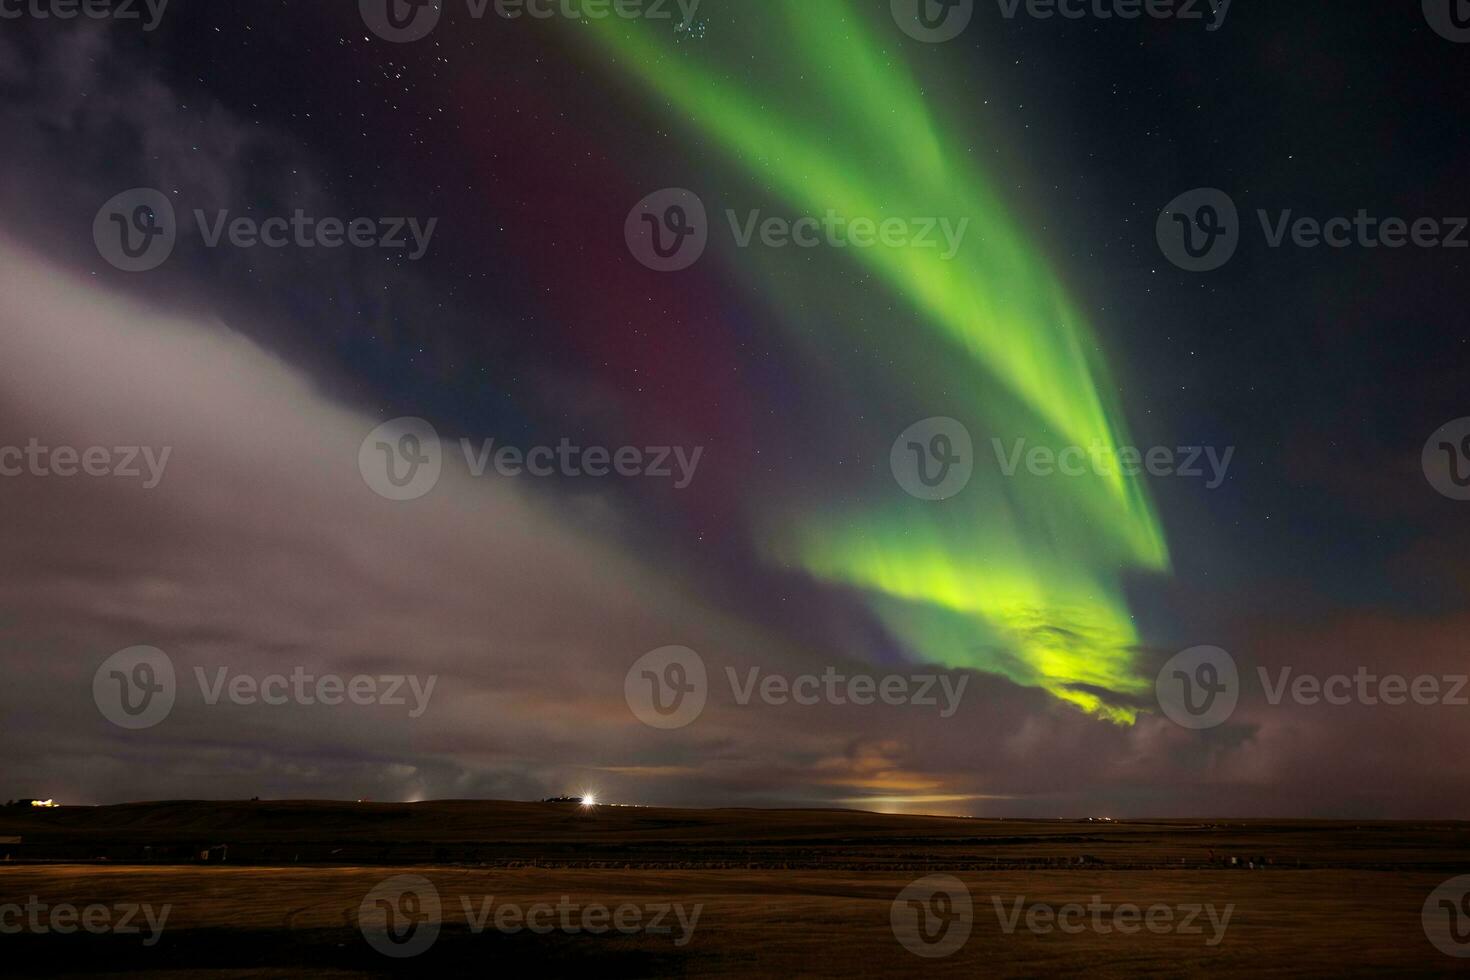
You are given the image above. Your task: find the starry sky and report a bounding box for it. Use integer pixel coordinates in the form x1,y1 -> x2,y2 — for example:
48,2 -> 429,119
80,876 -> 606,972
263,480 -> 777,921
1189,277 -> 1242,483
2,0 -> 1469,817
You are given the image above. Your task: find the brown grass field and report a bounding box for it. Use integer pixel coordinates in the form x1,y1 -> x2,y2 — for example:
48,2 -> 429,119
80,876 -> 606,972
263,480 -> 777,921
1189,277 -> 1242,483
1,801 -> 1466,976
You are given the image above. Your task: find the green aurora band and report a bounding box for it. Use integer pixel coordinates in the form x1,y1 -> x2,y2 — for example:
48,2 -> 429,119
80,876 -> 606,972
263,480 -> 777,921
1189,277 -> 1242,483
577,0 -> 1170,722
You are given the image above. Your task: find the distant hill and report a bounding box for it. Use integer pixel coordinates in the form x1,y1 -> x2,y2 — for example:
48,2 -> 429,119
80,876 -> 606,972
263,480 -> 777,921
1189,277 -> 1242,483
2,800 -> 1467,870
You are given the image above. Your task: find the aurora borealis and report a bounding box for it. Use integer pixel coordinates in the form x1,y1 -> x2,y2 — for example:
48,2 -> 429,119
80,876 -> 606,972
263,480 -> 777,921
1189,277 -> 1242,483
578,0 -> 1168,721
3,0 -> 1470,821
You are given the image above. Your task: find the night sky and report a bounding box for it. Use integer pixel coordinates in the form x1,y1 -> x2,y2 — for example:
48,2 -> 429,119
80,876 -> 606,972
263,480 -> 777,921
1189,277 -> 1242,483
2,0 -> 1469,817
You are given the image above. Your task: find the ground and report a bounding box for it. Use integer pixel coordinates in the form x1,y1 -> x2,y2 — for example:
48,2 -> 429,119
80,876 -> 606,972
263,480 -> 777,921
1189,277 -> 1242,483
0,801 -> 1464,976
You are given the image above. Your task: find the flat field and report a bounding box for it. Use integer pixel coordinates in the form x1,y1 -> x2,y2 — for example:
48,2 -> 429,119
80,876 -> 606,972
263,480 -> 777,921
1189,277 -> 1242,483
0,802 -> 1464,976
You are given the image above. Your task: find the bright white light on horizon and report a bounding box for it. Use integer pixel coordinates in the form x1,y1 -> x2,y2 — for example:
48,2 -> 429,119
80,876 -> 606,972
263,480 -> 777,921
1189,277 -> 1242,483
581,793 -> 597,807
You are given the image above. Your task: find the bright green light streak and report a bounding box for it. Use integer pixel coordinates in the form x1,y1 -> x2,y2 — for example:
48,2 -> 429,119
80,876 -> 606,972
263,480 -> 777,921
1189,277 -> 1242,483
574,1 -> 1169,721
